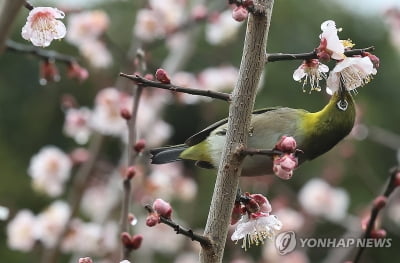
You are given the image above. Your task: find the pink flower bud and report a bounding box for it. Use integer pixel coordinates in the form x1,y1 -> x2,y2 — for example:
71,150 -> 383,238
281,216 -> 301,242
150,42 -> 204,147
134,139 -> 146,153
232,6 -> 248,22
125,166 -> 136,180
40,60 -> 60,85
78,257 -> 93,263
131,234 -> 143,249
121,232 -> 133,247
362,52 -> 380,68
373,196 -> 387,210
67,62 -> 89,82
275,136 -> 297,152
273,154 -> 298,180
146,213 -> 159,227
120,108 -> 132,120
153,198 -> 172,219
155,68 -> 171,84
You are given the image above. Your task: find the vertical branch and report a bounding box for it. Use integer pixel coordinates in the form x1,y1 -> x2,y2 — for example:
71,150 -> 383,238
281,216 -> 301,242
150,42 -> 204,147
120,50 -> 146,260
199,1 -> 274,263
0,0 -> 25,54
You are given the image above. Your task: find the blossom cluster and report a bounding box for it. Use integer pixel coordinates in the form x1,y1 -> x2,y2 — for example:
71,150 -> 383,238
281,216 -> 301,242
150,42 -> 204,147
293,20 -> 379,95
134,1 -> 244,46
7,200 -> 119,256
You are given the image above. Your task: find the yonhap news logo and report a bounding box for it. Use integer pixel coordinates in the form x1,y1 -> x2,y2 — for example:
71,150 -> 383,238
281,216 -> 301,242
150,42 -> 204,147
275,231 -> 392,255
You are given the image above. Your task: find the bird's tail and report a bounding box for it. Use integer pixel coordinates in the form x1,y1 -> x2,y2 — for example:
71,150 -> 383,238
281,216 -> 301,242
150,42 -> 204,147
150,144 -> 189,164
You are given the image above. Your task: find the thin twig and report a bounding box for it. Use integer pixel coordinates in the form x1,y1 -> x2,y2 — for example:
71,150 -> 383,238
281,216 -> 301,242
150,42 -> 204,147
119,73 -> 231,102
352,166 -> 400,263
6,39 -> 77,64
266,46 -> 375,62
24,1 -> 34,10
144,205 -> 212,248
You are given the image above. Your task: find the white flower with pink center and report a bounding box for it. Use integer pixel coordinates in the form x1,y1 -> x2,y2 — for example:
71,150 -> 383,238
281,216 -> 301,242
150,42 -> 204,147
231,213 -> 282,250
293,59 -> 329,93
21,7 -> 66,47
298,178 -> 349,221
28,146 -> 72,197
34,201 -> 70,248
7,210 -> 37,252
63,107 -> 92,144
90,87 -> 132,136
326,56 -> 377,95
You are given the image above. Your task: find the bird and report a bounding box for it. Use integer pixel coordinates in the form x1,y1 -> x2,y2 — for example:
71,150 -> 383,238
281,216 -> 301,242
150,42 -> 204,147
150,88 -> 356,177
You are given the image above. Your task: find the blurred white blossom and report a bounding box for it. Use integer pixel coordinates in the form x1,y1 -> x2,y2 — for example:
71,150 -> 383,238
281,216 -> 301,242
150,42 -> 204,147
66,10 -> 109,45
34,201 -> 70,248
90,87 -> 132,136
63,107 -> 92,144
198,66 -> 238,92
28,146 -> 72,197
80,40 -> 113,68
7,210 -> 37,251
205,10 -> 242,45
298,178 -> 349,221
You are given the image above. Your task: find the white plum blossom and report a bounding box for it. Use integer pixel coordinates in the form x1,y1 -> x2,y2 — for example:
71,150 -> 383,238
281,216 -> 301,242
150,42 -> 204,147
90,87 -> 132,136
326,56 -> 377,95
34,201 -> 70,248
66,10 -> 109,46
231,214 -> 282,250
63,107 -> 92,144
298,178 -> 349,221
81,177 -> 120,222
22,7 -> 66,47
205,10 -> 243,45
134,9 -> 166,42
149,0 -> 185,31
61,220 -> 118,255
319,20 -> 345,60
28,146 -> 72,197
7,210 -> 37,252
80,40 -> 113,68
293,59 -> 329,93
198,66 -> 238,92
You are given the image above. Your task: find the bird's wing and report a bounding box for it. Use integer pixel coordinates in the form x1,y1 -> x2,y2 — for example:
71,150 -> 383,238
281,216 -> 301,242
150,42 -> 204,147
184,107 -> 281,146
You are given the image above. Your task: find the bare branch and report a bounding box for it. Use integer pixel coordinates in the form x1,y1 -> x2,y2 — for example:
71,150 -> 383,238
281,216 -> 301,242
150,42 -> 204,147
6,40 -> 77,64
0,0 -> 25,54
144,205 -> 212,248
266,46 -> 375,62
119,72 -> 231,102
352,166 -> 400,263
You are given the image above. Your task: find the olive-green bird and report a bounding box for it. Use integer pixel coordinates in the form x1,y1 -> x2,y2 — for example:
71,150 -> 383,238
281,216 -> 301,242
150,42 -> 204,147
150,89 -> 355,176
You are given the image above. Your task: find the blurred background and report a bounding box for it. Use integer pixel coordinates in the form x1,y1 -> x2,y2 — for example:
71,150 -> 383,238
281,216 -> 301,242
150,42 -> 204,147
0,0 -> 400,262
